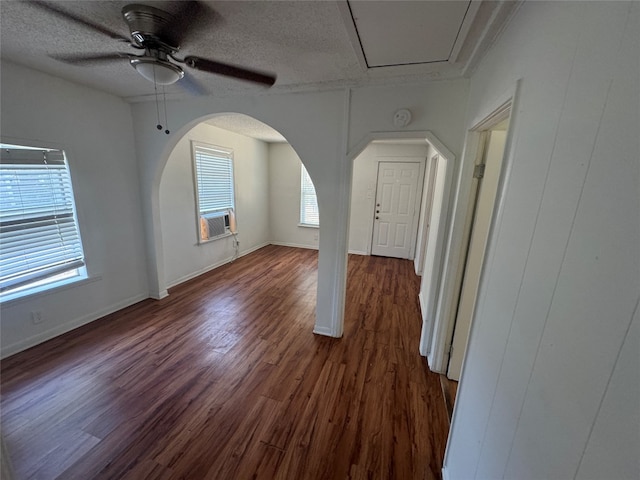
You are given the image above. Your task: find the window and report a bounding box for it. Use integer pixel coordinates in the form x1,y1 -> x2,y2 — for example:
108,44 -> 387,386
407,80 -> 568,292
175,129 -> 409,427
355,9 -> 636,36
192,142 -> 235,242
0,143 -> 86,300
300,164 -> 319,226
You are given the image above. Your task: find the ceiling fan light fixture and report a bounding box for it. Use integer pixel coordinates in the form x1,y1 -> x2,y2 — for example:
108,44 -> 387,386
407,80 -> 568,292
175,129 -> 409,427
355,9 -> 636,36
130,58 -> 184,85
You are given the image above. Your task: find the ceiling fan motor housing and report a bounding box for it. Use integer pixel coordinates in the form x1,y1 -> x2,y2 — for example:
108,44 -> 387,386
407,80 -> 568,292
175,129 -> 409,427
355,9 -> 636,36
30,1 -> 277,89
122,4 -> 179,51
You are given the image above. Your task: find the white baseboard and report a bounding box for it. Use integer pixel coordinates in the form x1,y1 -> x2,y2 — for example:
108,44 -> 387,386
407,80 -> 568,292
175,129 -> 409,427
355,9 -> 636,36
270,241 -> 319,251
442,465 -> 450,480
241,241 -> 271,257
149,289 -> 169,300
418,291 -> 426,320
166,260 -> 230,289
271,243 -> 367,256
166,242 -> 271,289
427,350 -> 446,374
313,325 -> 338,337
418,291 -> 429,357
1,292 -> 148,359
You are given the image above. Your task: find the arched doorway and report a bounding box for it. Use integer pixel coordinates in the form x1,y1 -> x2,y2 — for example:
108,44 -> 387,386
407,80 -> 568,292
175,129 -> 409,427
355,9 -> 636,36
157,112 -> 323,324
346,131 -> 457,358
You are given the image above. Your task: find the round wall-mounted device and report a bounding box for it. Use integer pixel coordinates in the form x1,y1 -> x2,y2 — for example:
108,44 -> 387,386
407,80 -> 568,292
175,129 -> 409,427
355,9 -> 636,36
393,109 -> 412,128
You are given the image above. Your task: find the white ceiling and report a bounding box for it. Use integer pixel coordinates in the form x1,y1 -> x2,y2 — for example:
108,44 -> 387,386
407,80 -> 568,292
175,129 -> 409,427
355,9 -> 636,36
0,1 -> 516,102
206,114 -> 287,143
348,1 -> 473,67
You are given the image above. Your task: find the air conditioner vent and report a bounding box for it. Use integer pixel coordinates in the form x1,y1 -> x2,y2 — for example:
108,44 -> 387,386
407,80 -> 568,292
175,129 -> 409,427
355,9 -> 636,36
200,210 -> 231,241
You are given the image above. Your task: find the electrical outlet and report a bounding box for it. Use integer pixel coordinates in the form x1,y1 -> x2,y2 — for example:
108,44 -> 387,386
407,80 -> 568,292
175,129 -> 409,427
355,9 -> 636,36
30,311 -> 43,324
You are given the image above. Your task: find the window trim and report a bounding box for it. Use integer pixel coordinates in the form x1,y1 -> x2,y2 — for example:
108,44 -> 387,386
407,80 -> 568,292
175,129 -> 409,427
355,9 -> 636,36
0,142 -> 87,302
0,267 -> 91,305
191,141 -> 236,244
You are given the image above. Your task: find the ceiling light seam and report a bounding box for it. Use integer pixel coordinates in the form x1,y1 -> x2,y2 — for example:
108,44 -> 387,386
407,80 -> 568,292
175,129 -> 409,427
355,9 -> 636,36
447,0 -> 474,61
346,0 -> 371,69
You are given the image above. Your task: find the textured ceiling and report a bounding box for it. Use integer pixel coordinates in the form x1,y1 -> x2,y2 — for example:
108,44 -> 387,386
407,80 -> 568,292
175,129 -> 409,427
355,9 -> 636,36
206,114 -> 286,143
0,1 -> 515,102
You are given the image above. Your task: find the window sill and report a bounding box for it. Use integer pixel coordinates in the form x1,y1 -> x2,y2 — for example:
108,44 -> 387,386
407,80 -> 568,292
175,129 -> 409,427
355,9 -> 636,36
298,223 -> 319,229
0,273 -> 101,307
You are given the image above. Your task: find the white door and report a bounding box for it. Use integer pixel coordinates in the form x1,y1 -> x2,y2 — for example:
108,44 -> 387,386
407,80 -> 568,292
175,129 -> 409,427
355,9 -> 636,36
371,162 -> 421,259
447,130 -> 507,380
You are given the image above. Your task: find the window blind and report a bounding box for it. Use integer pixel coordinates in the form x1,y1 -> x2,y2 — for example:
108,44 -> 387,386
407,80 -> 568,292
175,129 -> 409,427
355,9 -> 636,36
300,165 -> 319,226
0,147 -> 85,292
193,145 -> 235,215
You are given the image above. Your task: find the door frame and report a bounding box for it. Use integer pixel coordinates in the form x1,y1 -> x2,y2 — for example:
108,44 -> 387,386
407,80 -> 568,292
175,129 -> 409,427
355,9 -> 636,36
427,80 -> 521,373
414,153 -> 440,275
447,127 -> 509,380
417,150 -> 457,357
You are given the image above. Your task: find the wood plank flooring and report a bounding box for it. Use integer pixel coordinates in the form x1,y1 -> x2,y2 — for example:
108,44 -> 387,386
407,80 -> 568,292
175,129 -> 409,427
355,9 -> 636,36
1,245 -> 450,479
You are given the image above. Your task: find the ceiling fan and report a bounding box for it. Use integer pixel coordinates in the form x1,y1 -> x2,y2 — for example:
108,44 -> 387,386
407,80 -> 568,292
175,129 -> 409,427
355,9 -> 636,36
32,1 -> 277,92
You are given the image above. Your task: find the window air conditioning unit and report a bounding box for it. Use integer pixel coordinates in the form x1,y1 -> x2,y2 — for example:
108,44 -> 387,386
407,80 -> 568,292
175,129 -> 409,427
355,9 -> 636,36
200,209 -> 235,241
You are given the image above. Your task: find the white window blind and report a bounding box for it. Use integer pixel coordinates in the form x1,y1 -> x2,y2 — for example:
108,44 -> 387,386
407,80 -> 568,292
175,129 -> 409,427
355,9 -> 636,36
193,144 -> 234,215
0,146 -> 85,293
300,164 -> 319,226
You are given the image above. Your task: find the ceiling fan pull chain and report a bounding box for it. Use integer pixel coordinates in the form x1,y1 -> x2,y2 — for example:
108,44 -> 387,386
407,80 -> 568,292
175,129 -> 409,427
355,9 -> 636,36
153,65 -> 162,132
162,86 -> 170,135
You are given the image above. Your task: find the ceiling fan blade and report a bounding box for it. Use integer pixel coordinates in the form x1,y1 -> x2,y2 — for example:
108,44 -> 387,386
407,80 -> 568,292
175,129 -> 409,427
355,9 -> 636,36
30,1 -> 131,43
179,74 -> 209,96
184,56 -> 276,87
158,1 -> 220,47
50,53 -> 132,65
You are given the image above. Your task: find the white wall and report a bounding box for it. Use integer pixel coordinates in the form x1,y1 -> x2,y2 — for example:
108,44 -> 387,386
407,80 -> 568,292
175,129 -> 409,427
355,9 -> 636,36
350,142 -> 429,256
160,123 -> 270,287
445,2 -> 639,479
131,82 -> 468,337
268,143 -> 319,250
348,81 -> 468,156
0,62 -> 149,357
269,141 -> 430,256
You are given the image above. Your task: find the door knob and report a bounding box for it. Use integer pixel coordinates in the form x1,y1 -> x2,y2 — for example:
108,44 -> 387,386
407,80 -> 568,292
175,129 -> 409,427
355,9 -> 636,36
375,216 -> 379,220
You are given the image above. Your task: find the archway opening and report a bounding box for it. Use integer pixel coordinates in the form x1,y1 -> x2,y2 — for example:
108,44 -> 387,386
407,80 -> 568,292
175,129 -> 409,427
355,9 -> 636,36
344,132 -> 456,355
158,112 -> 319,326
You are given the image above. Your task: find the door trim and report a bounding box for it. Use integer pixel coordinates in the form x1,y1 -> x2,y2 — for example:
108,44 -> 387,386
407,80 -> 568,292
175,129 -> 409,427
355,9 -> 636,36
415,153 -> 440,275
428,80 -> 522,373
347,131 -> 455,163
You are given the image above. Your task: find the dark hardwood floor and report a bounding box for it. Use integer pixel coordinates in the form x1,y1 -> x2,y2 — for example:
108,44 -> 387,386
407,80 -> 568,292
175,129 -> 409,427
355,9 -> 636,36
1,245 -> 450,479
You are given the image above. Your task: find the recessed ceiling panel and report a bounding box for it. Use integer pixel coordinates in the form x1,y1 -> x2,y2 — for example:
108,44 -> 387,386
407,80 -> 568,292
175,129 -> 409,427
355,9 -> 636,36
348,0 -> 472,67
